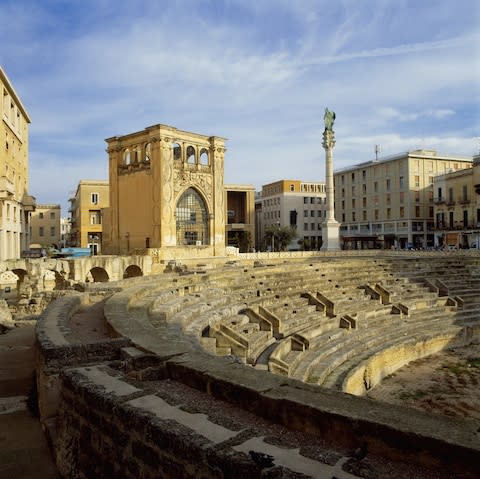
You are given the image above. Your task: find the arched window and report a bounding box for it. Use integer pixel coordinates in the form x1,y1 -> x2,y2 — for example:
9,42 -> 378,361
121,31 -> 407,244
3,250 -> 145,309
144,142 -> 151,162
175,188 -> 209,245
124,149 -> 131,165
173,143 -> 181,160
186,145 -> 196,164
199,148 -> 209,165
133,146 -> 140,164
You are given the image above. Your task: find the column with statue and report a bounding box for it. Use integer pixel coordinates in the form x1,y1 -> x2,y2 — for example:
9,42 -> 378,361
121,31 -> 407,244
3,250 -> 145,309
321,108 -> 340,251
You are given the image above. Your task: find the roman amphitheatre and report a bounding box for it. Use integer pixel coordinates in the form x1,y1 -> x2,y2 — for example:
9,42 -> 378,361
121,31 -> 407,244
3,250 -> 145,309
4,249 -> 480,478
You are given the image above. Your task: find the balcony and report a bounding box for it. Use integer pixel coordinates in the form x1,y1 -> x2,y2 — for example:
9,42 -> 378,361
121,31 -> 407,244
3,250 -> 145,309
22,194 -> 36,212
445,199 -> 455,207
433,197 -> 445,204
0,176 -> 15,199
458,196 -> 470,205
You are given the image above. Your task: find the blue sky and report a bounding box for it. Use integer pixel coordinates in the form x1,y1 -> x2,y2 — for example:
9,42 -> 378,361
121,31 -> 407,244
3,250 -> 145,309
1,0 -> 479,214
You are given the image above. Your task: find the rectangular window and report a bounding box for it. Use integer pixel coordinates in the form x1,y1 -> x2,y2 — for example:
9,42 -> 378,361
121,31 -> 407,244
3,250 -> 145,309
415,206 -> 420,217
290,184 -> 294,191
362,184 -> 367,194
374,209 -> 379,220
387,208 -> 391,219
386,179 -> 391,191
91,193 -> 99,204
39,226 -> 44,237
352,199 -> 356,208
362,210 -> 367,220
50,226 -> 55,236
50,212 -> 55,219
304,223 -> 308,231
415,191 -> 420,202
304,210 -> 308,217
303,197 -> 308,204
362,197 -> 367,208
310,210 -> 315,217
351,172 -> 355,182
399,176 -> 404,188
414,175 -> 420,187
400,192 -> 404,203
39,212 -> 44,219
374,181 -> 378,193
352,186 -> 355,196
352,211 -> 356,221
400,206 -> 405,218
90,211 -> 101,225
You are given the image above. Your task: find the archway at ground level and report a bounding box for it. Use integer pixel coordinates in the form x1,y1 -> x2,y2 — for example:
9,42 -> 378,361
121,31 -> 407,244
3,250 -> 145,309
87,267 -> 109,283
123,265 -> 143,278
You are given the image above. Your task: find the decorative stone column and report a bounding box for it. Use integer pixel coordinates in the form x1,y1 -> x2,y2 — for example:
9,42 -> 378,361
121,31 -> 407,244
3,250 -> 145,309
321,109 -> 340,251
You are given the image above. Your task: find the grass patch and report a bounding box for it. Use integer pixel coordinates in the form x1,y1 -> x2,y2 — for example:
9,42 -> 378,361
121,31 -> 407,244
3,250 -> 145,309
467,357 -> 480,369
398,389 -> 428,401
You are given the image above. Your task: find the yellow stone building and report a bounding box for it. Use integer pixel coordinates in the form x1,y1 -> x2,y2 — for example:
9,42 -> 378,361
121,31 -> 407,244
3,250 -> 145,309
334,150 -> 473,249
30,203 -> 61,248
68,180 -> 109,253
104,124 -> 226,260
225,184 -> 256,252
433,154 -> 480,248
0,66 -> 35,259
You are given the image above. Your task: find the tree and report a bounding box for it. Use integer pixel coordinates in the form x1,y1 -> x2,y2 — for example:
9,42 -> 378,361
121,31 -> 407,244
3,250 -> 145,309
264,225 -> 297,251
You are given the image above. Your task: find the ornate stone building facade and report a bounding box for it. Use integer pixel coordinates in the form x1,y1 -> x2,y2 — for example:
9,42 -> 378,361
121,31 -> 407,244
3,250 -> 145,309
104,124 -> 226,260
0,66 -> 35,259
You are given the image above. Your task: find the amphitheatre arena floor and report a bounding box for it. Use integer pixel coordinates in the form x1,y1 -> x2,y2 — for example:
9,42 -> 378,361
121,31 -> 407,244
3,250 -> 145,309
367,341 -> 480,420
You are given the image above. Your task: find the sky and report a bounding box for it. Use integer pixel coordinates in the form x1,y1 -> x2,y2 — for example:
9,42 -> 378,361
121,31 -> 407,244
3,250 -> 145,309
1,0 -> 479,214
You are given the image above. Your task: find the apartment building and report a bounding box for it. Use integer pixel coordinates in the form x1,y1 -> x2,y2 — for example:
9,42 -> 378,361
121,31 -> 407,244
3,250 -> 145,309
60,217 -> 71,248
433,154 -> 480,248
69,180 -> 109,254
30,204 -> 61,248
0,66 -> 35,259
225,184 -> 256,252
334,149 -> 473,249
257,180 -> 327,250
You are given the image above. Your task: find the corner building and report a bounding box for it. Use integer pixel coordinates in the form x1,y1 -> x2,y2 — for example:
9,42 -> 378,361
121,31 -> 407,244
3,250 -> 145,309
30,203 -> 61,248
0,66 -> 35,259
257,180 -> 327,251
104,124 -> 226,260
334,149 -> 472,249
68,180 -> 109,253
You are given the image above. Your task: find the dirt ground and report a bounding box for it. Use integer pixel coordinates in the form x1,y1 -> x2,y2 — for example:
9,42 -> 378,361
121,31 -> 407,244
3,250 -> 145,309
367,340 -> 480,421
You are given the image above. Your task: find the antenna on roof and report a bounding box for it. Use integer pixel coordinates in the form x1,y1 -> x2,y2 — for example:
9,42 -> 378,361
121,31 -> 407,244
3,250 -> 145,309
374,144 -> 381,161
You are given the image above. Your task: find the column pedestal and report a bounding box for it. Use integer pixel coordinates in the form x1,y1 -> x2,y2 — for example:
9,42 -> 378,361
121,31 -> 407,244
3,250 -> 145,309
322,220 -> 341,251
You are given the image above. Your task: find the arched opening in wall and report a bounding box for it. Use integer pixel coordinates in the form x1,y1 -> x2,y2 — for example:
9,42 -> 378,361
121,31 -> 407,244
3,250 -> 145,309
133,146 -> 141,164
0,270 -> 20,303
199,148 -> 209,165
175,188 -> 210,246
88,267 -> 109,283
173,143 -> 181,161
12,269 -> 28,297
54,271 -> 67,290
123,265 -> 143,278
186,146 -> 196,164
144,142 -> 151,162
124,149 -> 131,165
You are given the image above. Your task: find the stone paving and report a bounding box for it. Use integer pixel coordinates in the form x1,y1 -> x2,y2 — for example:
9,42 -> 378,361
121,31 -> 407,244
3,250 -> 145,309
0,323 -> 59,478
